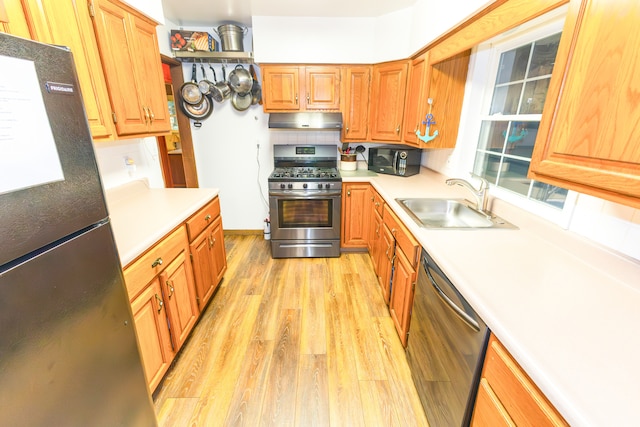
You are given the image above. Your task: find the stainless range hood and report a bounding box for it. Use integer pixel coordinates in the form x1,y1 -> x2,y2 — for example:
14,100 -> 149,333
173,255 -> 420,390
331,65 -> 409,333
268,112 -> 342,130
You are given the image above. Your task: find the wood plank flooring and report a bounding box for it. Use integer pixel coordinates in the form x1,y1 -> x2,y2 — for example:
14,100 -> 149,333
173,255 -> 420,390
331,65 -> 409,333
154,234 -> 428,426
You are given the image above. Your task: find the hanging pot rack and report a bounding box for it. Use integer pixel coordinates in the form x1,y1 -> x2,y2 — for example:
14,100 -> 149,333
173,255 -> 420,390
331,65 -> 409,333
173,50 -> 254,64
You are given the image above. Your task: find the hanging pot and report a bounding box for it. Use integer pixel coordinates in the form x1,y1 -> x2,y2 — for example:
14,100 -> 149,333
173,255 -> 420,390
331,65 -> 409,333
231,90 -> 252,111
210,65 -> 231,103
180,94 -> 213,127
249,65 -> 262,105
228,64 -> 253,95
198,64 -> 214,96
180,64 -> 202,105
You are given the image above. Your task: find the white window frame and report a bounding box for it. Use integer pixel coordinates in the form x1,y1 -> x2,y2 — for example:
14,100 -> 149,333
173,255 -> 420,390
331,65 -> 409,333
461,5 -> 578,229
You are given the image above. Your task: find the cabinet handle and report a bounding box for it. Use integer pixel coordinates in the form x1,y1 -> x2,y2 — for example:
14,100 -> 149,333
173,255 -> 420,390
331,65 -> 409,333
295,94 -> 298,104
306,93 -> 310,103
155,294 -> 164,313
151,257 -> 163,268
166,280 -> 174,298
143,106 -> 150,124
205,214 -> 212,221
396,125 -> 400,134
346,126 -> 350,133
149,108 -> 155,124
347,190 -> 351,196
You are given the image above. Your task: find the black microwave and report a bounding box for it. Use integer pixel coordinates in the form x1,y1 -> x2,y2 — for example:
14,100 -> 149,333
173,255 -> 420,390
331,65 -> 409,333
368,146 -> 422,177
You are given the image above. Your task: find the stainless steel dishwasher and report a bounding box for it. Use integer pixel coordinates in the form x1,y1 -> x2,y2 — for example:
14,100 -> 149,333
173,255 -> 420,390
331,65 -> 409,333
406,249 -> 490,426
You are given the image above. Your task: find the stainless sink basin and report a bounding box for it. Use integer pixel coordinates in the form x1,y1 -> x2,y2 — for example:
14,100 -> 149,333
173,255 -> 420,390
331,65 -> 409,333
396,198 -> 517,229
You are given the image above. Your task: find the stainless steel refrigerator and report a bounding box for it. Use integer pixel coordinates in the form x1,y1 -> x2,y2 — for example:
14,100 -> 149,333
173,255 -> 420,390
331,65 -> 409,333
0,33 -> 157,426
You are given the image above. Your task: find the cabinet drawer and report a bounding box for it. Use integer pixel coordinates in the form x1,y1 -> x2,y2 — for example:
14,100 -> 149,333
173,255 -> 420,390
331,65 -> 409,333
472,378 -> 515,427
124,226 -> 188,301
482,336 -> 568,427
186,197 -> 221,242
383,204 -> 419,267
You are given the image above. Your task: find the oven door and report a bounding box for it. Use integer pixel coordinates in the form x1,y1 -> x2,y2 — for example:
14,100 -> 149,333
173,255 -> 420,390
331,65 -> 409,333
269,190 -> 341,241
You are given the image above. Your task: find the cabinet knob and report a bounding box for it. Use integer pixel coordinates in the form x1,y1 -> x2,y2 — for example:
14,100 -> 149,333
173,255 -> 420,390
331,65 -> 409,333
295,94 -> 298,104
151,257 -> 163,268
396,125 -> 400,134
346,126 -> 350,133
306,93 -> 310,103
347,190 -> 351,196
205,214 -> 212,221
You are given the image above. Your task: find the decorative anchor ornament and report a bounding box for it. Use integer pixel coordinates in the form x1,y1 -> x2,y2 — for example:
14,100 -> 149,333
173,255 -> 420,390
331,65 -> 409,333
416,98 -> 438,143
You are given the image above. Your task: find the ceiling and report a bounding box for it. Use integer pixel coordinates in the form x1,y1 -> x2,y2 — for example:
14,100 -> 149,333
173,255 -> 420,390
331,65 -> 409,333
161,0 -> 418,27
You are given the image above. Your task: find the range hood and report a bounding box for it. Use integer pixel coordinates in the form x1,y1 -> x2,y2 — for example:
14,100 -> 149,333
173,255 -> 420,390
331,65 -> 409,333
268,112 -> 342,130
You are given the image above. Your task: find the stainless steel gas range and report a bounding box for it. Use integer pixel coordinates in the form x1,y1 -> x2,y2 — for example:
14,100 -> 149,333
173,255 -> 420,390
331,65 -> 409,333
268,145 -> 342,258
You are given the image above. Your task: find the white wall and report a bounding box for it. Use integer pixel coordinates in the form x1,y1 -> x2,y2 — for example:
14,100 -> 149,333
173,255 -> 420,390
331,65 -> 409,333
121,0 -> 165,24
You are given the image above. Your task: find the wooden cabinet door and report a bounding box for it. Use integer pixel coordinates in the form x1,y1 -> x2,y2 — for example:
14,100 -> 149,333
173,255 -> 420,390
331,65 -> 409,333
389,246 -> 416,347
0,0 -> 31,38
402,52 -> 429,146
529,0 -> 640,208
369,60 -> 408,141
342,65 -> 370,141
22,0 -> 115,140
91,0 -> 147,135
189,216 -> 226,309
425,50 -> 471,149
378,223 -> 395,304
160,251 -> 199,352
130,279 -> 174,392
369,207 -> 383,272
341,182 -> 371,248
262,65 -> 301,111
130,14 -> 170,134
304,66 -> 341,110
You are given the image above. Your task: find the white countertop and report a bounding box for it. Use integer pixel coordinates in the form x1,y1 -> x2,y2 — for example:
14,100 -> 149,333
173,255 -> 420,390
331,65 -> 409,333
105,180 -> 218,267
344,168 -> 640,427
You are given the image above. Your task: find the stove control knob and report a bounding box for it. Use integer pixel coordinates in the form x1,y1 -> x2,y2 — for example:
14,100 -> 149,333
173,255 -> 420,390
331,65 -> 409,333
287,183 -> 293,189
303,183 -> 308,189
318,183 -> 323,189
325,183 -> 331,189
280,183 -> 285,189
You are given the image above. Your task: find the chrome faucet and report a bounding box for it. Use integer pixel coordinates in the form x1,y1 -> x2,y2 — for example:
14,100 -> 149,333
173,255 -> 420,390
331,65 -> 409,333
445,176 -> 490,214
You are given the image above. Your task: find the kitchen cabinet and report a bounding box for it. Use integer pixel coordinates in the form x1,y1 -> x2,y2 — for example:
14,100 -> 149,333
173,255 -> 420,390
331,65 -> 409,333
369,60 -> 409,142
91,0 -> 170,137
187,197 -> 227,310
402,50 -> 471,149
529,0 -> 640,208
384,204 -> 419,346
130,279 -> 174,393
261,65 -> 341,112
471,334 -> 568,426
368,186 -> 385,271
378,221 -> 395,303
341,182 -> 371,248
124,225 -> 198,391
22,0 -> 115,140
0,0 -> 30,38
341,65 -> 371,141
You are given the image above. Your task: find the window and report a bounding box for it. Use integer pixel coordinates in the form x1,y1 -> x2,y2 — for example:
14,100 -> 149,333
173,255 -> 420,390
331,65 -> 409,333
473,32 -> 569,209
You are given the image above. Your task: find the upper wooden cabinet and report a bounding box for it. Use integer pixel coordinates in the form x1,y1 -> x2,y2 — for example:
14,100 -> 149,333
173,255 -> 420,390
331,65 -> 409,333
261,65 -> 341,112
369,60 -> 409,142
0,0 -> 31,38
341,65 -> 371,141
91,0 -> 170,137
402,50 -> 471,149
529,0 -> 640,208
22,0 -> 115,140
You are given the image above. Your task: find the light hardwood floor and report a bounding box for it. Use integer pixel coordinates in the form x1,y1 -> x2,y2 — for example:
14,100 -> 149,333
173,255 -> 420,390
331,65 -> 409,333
153,234 -> 428,426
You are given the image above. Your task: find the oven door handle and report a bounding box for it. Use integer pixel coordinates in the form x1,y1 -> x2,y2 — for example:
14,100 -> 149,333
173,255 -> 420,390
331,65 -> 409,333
269,190 -> 342,198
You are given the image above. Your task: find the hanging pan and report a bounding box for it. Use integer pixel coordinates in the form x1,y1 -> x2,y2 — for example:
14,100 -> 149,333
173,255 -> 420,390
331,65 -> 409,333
181,64 -> 203,105
198,64 -> 214,96
231,90 -> 252,111
228,64 -> 253,95
210,65 -> 230,103
249,65 -> 262,105
180,95 -> 213,127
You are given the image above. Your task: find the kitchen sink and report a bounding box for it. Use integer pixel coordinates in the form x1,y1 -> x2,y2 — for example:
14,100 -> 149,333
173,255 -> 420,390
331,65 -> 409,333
396,198 -> 517,229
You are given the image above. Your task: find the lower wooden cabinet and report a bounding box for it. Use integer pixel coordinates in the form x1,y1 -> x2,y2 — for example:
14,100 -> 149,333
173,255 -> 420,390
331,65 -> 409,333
471,334 -> 568,427
130,279 -> 174,392
341,182 -> 372,248
187,196 -> 227,310
124,225 -> 199,391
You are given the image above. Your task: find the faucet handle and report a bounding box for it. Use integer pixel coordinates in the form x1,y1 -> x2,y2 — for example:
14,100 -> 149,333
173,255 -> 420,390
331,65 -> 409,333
470,172 -> 489,191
